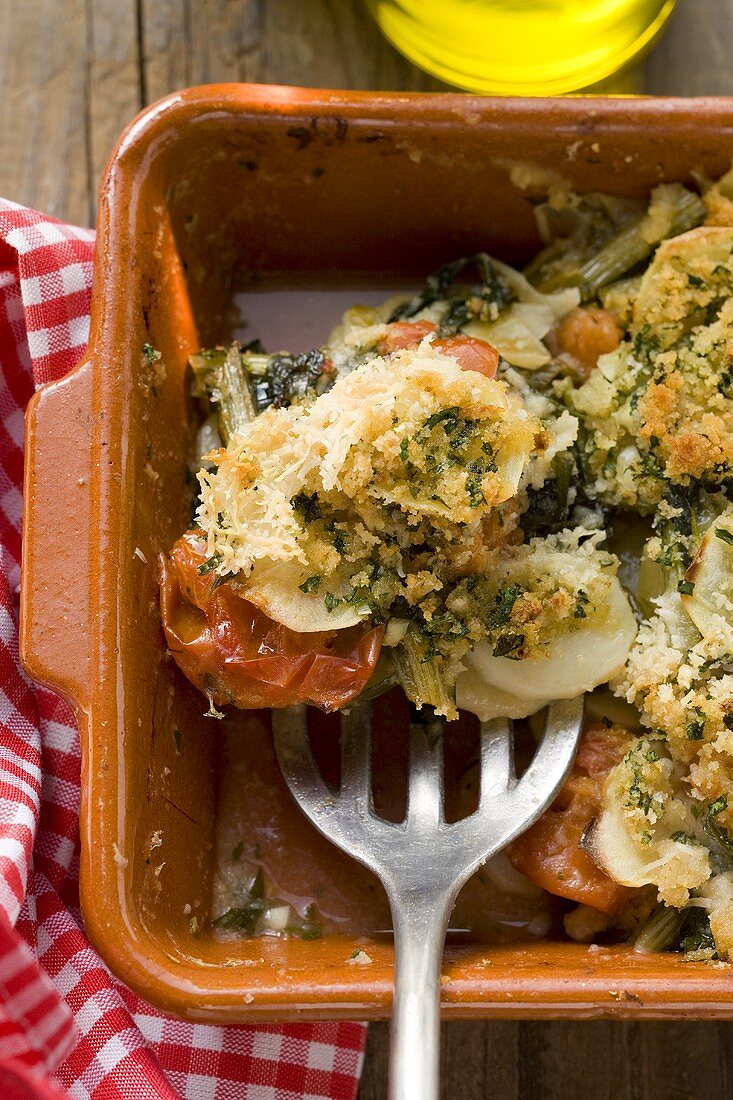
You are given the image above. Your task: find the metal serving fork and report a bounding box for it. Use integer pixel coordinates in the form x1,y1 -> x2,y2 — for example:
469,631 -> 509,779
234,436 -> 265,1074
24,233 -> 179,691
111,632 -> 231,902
272,697 -> 584,1100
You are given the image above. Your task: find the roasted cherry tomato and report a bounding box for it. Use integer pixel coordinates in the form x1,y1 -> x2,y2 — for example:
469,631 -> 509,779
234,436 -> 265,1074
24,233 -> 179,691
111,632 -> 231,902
378,321 -> 499,378
507,721 -> 636,915
161,531 -> 384,713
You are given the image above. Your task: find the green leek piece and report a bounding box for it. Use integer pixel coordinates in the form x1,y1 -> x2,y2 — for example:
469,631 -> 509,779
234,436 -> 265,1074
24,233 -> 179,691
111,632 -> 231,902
633,904 -> 683,953
536,189 -> 706,299
392,626 -> 454,715
190,342 -> 256,444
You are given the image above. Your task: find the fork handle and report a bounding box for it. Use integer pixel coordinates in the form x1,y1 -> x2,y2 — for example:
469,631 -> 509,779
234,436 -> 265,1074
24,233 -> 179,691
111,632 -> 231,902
388,888 -> 456,1100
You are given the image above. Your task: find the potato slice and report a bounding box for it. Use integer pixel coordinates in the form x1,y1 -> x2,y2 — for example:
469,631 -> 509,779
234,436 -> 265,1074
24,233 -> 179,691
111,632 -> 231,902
455,576 -> 636,721
581,752 -> 708,906
680,507 -> 733,640
632,226 -> 733,349
243,558 -> 368,632
581,767 -> 657,888
455,671 -> 553,722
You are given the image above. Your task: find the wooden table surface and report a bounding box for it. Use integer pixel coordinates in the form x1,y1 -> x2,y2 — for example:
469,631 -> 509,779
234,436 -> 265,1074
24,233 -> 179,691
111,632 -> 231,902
3,2 -> 733,1097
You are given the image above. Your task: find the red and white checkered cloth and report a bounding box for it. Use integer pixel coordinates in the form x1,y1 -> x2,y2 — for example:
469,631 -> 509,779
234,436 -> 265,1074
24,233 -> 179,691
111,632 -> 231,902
0,199 -> 367,1100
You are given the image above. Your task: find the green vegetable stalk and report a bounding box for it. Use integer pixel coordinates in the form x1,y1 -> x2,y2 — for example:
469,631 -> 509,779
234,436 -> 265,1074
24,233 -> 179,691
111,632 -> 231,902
392,626 -> 455,716
633,904 -> 683,953
190,343 -> 256,444
535,187 -> 705,299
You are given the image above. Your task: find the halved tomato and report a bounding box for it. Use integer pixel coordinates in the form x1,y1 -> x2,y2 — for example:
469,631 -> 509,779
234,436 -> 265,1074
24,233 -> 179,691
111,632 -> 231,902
378,321 -> 499,378
161,531 -> 383,712
507,721 -> 636,915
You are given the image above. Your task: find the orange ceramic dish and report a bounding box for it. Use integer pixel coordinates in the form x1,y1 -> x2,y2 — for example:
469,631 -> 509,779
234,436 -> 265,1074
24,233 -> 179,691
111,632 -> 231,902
20,86 -> 733,1022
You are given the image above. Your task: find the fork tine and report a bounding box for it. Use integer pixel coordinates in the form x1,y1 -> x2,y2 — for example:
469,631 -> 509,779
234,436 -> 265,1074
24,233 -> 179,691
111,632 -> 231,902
406,721 -> 444,829
340,704 -> 373,805
271,706 -> 336,813
478,718 -> 515,804
516,696 -> 585,813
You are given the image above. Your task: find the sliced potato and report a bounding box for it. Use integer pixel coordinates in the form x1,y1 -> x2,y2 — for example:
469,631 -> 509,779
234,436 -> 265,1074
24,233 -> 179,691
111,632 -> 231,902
243,558 -> 368,632
455,670 -> 552,722
581,788 -> 656,889
456,576 -> 636,721
583,762 -> 712,905
632,226 -> 733,348
681,506 -> 733,640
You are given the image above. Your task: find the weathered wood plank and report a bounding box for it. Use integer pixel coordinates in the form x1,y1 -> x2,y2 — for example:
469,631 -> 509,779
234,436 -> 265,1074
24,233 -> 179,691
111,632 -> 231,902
360,1018 -> 733,1100
645,0 -> 733,94
0,0 -> 90,224
139,0 -> 190,100
87,0 -> 143,204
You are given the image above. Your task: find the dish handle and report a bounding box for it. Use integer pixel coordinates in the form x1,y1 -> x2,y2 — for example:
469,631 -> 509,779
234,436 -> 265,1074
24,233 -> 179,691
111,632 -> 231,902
20,359 -> 95,714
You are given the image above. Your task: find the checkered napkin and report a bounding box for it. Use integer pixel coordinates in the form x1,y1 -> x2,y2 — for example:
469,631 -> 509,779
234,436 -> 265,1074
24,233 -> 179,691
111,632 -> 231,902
0,199 -> 367,1100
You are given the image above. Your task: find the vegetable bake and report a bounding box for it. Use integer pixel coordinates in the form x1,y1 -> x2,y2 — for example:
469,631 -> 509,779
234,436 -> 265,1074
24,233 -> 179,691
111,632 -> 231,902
161,168 -> 733,959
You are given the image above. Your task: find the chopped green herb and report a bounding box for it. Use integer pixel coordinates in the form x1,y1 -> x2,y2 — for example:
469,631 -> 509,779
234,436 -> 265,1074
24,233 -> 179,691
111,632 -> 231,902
198,552 -> 223,576
485,584 -> 524,630
213,903 -> 263,934
423,406 -> 460,433
710,794 -> 728,817
324,520 -> 347,553
639,448 -> 665,480
686,708 -> 706,741
677,579 -> 695,595
299,575 -> 321,593
626,771 -> 653,816
142,343 -> 160,364
465,471 -> 486,508
298,903 -> 323,941
399,438 -> 409,463
671,831 -> 696,845
493,633 -> 525,658
324,592 -> 340,613
292,492 -> 321,523
574,590 -> 590,618
715,528 -> 733,546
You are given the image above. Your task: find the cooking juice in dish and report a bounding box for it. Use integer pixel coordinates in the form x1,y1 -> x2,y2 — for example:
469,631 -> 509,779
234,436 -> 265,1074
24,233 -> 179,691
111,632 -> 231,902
368,0 -> 676,94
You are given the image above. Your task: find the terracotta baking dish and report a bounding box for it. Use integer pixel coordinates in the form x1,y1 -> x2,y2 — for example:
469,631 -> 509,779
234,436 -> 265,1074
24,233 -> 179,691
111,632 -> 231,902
20,86 -> 733,1022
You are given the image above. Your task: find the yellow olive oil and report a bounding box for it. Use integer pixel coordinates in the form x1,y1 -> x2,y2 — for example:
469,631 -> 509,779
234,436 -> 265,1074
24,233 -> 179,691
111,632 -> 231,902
369,0 -> 676,94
